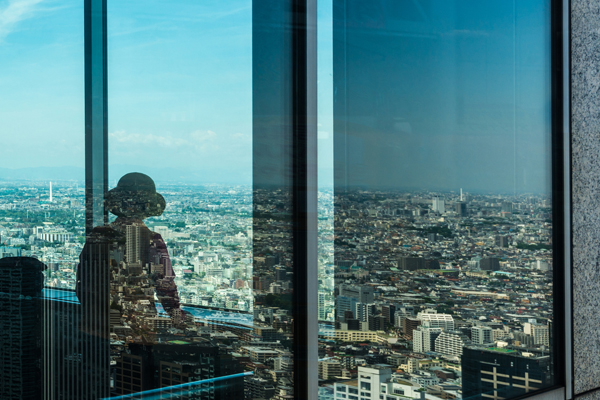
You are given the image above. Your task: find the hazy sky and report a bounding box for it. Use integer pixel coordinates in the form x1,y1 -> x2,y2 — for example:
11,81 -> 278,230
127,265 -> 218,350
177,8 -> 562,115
0,0 -> 253,184
0,0 -> 84,170
334,0 -> 552,194
0,0 -> 552,193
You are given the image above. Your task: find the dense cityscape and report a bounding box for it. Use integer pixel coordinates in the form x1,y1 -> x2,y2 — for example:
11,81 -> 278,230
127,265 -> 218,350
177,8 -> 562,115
0,181 -> 554,399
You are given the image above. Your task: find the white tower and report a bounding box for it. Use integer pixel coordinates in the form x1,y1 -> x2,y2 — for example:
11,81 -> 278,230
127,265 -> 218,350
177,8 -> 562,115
460,188 -> 463,202
49,181 -> 53,202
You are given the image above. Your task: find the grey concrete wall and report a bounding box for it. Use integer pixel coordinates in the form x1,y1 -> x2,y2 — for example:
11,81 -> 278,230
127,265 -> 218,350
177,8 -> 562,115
572,0 -> 600,396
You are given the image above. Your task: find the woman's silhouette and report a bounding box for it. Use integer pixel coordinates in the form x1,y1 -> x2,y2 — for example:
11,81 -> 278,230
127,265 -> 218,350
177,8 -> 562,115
76,173 -> 184,342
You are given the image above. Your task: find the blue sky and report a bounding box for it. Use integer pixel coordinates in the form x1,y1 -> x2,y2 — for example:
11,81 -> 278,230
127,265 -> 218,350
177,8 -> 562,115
0,0 -> 84,171
107,0 -> 252,184
334,0 -> 551,194
0,0 -> 552,193
0,0 -> 253,184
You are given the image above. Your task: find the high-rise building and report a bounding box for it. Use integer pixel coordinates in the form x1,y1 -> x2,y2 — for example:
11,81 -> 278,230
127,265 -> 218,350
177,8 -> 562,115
414,327 -> 442,353
524,322 -> 550,346
319,359 -> 342,379
455,202 -> 467,217
319,292 -> 327,320
0,257 -> 45,400
417,311 -> 454,331
462,347 -> 552,400
434,331 -> 470,356
355,302 -> 376,322
368,315 -> 387,332
339,284 -> 374,303
334,366 -> 425,400
471,326 -> 493,344
403,317 -> 422,339
398,256 -> 439,271
495,235 -> 509,248
413,328 -> 425,353
480,257 -> 501,271
336,295 -> 359,322
502,201 -> 513,213
381,303 -> 397,325
432,197 -> 445,214
126,224 -> 151,266
397,256 -> 425,271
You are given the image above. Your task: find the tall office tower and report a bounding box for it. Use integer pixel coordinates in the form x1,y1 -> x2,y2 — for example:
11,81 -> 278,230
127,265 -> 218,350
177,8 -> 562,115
381,304 -> 396,325
524,322 -> 550,346
318,292 -> 327,320
495,235 -> 509,248
336,295 -> 359,322
126,224 -> 140,263
367,315 -> 387,331
355,302 -> 376,322
413,328 -> 425,352
434,331 -> 470,356
455,202 -> 467,217
462,347 -> 552,400
403,317 -> 422,339
275,266 -> 287,281
417,311 -> 455,331
115,350 -> 153,395
397,256 -> 425,271
432,197 -> 445,214
0,257 -> 45,400
480,257 -> 501,271
502,201 -> 513,213
471,326 -> 493,344
339,284 -> 374,303
393,305 -> 415,328
126,224 -> 151,265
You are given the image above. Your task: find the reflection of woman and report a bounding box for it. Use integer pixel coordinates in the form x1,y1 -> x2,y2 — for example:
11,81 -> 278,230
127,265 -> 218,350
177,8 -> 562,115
76,173 -> 183,342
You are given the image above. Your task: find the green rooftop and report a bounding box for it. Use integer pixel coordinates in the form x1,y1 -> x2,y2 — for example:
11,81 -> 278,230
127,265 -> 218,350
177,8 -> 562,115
490,347 -> 516,353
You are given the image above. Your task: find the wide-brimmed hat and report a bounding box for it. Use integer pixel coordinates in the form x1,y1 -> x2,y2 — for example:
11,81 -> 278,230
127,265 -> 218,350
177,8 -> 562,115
105,173 -> 166,218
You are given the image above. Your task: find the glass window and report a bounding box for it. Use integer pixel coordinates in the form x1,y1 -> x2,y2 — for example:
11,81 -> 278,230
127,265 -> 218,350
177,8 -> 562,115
0,2 -> 84,399
320,0 -> 556,399
0,0 -> 564,399
0,2 -> 84,286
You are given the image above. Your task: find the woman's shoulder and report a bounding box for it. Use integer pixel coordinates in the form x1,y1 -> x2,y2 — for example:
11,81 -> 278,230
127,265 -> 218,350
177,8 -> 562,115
87,225 -> 122,242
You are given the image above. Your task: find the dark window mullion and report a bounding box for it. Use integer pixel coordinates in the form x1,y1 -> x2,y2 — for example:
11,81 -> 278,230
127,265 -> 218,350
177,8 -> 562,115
292,0 -> 318,398
85,0 -> 108,235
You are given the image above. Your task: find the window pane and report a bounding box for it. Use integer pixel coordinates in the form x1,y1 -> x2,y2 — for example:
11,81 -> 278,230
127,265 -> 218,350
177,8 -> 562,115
0,2 -> 85,288
0,2 -> 85,399
101,1 -> 260,398
321,1 -> 555,399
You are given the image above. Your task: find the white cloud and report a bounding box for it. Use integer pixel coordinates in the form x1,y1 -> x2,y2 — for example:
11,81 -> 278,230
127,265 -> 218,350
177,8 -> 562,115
110,130 -> 188,148
110,129 -> 225,151
0,0 -> 44,42
190,130 -> 216,143
231,132 -> 250,140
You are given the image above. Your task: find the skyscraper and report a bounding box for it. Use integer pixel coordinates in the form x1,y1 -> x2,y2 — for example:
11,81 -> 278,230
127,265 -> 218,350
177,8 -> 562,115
432,197 -> 445,214
0,257 -> 46,400
462,347 -> 552,400
471,326 -> 493,344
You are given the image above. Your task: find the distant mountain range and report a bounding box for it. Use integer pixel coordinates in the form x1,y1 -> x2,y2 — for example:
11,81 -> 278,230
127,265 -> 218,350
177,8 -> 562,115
0,165 -> 252,185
